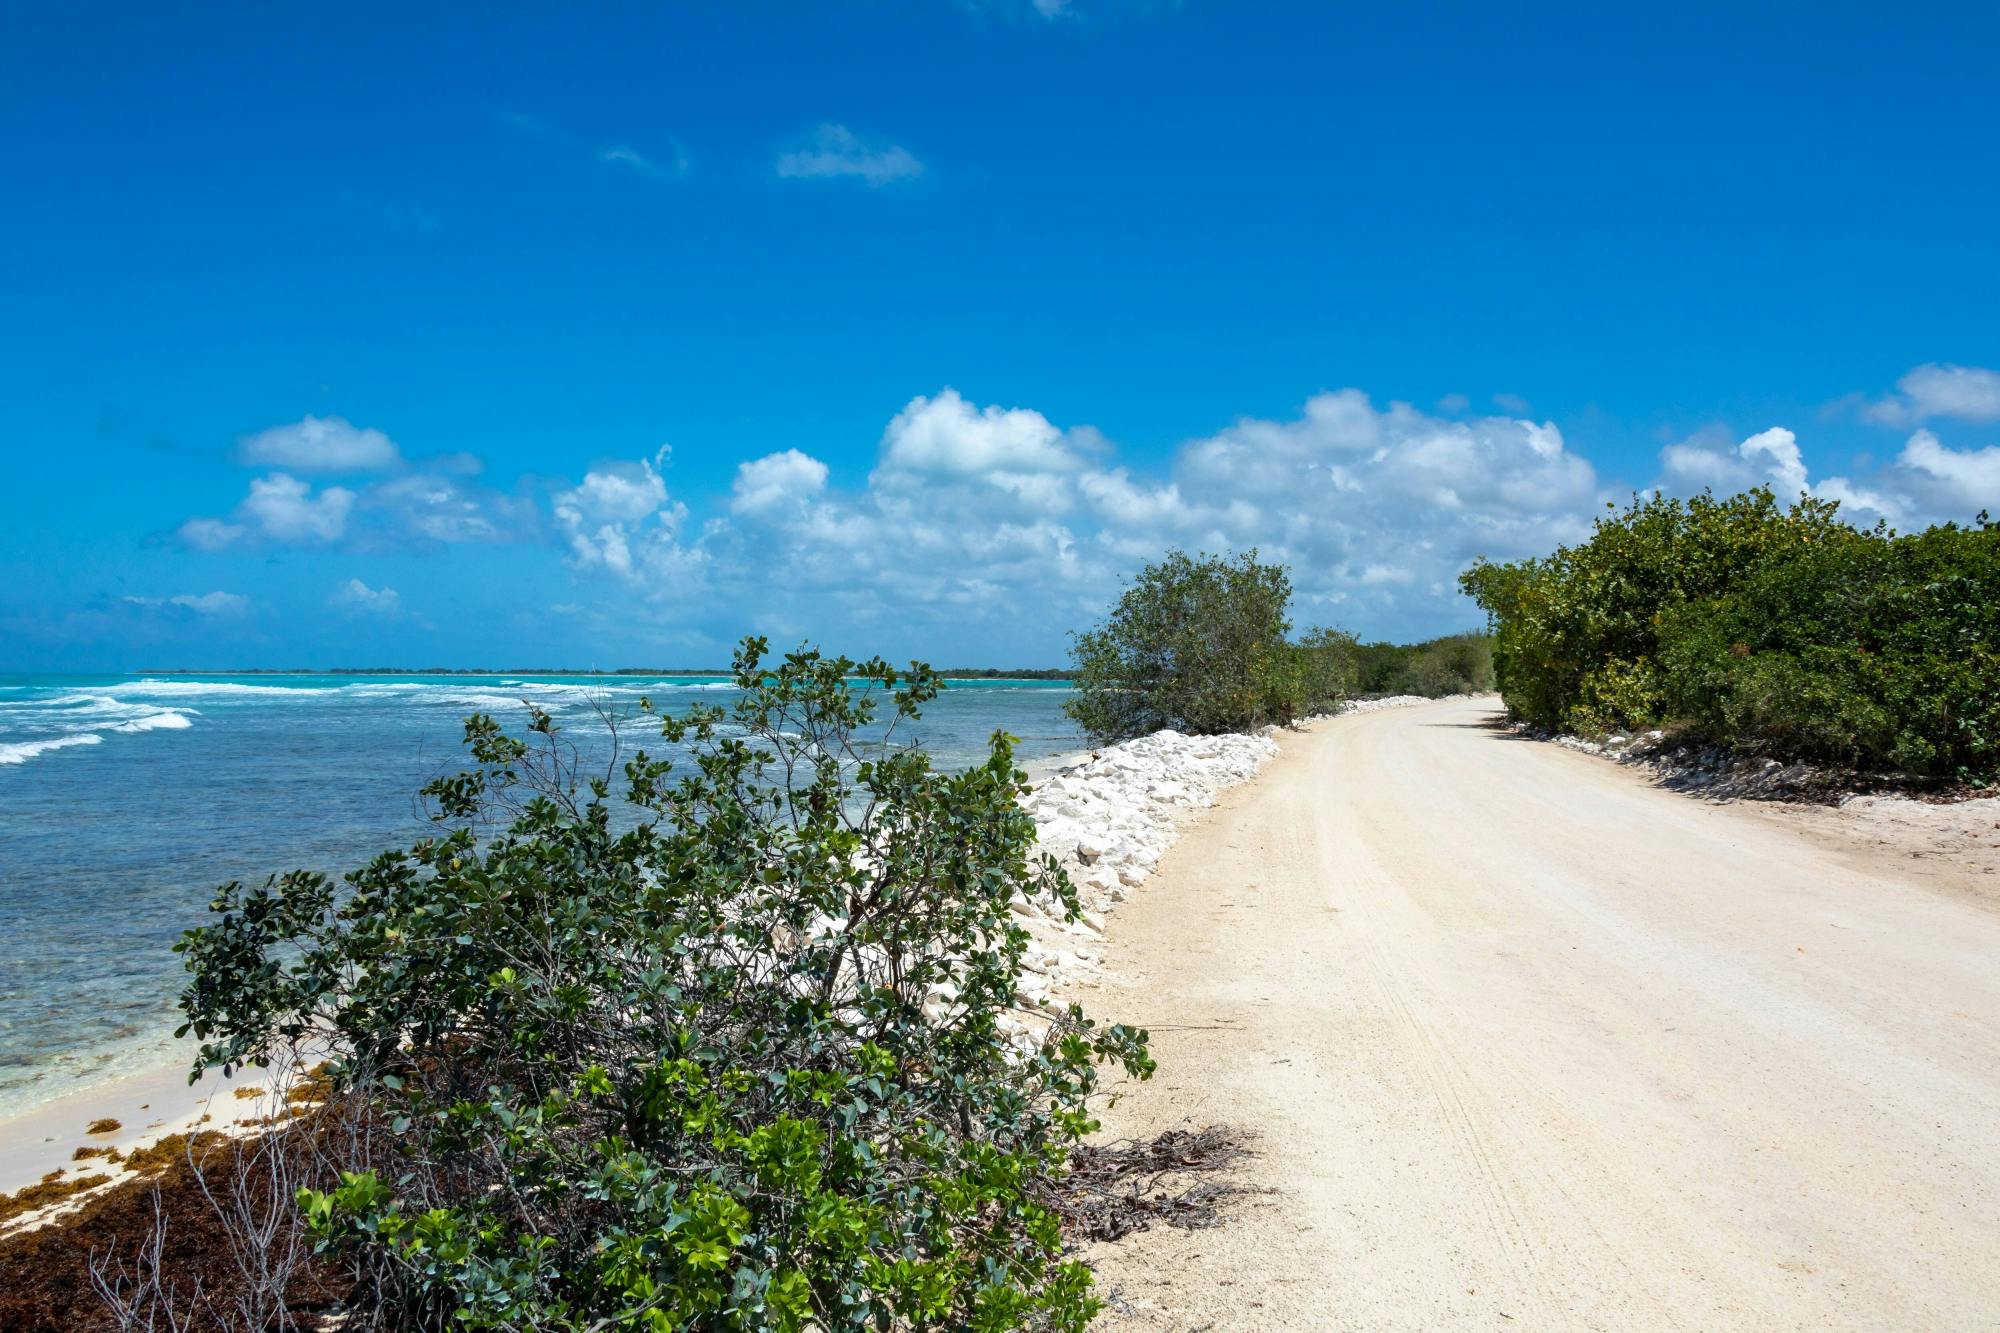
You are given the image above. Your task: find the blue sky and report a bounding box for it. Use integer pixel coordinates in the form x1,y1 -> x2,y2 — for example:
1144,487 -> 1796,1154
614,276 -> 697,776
3,1 -> 1997,670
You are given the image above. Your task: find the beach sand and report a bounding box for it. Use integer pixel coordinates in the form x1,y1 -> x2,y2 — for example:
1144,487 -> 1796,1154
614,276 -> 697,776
0,1045 -> 281,1227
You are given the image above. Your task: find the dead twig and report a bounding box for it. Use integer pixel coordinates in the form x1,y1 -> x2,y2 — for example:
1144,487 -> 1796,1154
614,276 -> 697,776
1050,1126 -> 1261,1243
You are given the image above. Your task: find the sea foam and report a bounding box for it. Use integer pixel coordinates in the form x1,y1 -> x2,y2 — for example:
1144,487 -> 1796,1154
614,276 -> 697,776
0,733 -> 106,765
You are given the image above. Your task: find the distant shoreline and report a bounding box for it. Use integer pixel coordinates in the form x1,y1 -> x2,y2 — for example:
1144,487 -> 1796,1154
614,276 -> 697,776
128,667 -> 1075,681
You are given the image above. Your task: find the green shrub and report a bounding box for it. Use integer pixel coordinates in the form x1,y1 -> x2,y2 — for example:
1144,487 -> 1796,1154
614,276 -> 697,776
175,639 -> 1153,1332
1462,490 -> 2000,779
1655,520 -> 2000,774
1066,550 -> 1324,742
1460,487 -> 1855,732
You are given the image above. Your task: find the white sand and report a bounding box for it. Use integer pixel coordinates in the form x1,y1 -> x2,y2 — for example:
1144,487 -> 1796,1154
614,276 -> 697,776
0,1044 -> 284,1231
1078,695 -> 2000,1330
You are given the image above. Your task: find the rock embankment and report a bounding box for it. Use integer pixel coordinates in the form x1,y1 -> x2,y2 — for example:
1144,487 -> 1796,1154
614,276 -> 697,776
1028,730 -> 1279,911
1010,728 -> 1278,1007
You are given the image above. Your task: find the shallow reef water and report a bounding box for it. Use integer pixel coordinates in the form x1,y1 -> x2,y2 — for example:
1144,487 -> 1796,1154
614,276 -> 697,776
0,673 -> 1080,1117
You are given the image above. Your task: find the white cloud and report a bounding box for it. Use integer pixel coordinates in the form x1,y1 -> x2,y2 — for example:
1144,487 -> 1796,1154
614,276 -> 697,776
331,579 -> 401,614
1863,363 -> 2000,427
731,449 -> 829,515
177,475 -> 360,547
1896,429 -> 2000,511
877,389 -> 1083,478
775,124 -> 924,186
125,590 -> 249,616
239,473 -> 354,543
1655,417 -> 2000,526
599,141 -> 689,179
181,454 -> 528,551
1738,426 -> 1808,495
557,388 -> 1606,647
236,415 -> 401,472
171,369 -> 1990,661
366,474 -> 524,546
177,517 -> 245,551
1661,425 -> 1810,497
561,459 -> 669,526
552,457 -> 696,582
1101,394 -> 1600,618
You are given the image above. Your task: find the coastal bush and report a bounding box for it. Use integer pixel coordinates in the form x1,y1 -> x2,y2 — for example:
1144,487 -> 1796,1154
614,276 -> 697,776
1066,551 -> 1353,742
1461,489 -> 2000,779
1654,517 -> 2000,774
174,639 -> 1153,1332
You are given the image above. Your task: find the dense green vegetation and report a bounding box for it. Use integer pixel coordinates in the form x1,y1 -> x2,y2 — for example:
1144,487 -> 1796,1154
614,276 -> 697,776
1462,489 -> 2000,780
176,641 -> 1151,1332
1065,550 -> 1493,743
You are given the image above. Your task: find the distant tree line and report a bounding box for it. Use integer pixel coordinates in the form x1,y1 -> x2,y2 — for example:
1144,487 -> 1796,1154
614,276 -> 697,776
1346,633 -> 1495,698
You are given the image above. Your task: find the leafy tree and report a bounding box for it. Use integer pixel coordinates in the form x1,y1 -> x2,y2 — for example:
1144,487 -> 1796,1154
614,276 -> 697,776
176,639 -> 1153,1332
1065,551 -> 1349,742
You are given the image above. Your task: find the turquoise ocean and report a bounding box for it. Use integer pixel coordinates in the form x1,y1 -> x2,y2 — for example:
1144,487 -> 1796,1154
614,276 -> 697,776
0,673 -> 1080,1116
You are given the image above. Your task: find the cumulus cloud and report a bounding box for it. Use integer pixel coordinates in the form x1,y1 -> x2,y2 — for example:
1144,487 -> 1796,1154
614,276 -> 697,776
1118,393 -> 1600,620
1655,417 -> 2000,527
125,590 -> 249,616
172,473 -> 359,549
552,456 -> 698,582
182,427 -> 531,551
331,579 -> 401,614
236,415 -> 401,471
1895,429 -> 2000,512
550,388 -> 1608,646
178,517 -> 246,551
775,124 -> 924,186
170,366 -> 1990,661
877,390 -> 1082,478
1660,424 -> 1892,517
1863,363 -> 2000,427
731,450 -> 829,515
240,473 -> 355,543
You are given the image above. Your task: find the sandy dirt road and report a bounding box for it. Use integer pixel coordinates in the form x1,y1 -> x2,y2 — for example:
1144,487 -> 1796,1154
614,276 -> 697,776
1082,696 -> 2000,1332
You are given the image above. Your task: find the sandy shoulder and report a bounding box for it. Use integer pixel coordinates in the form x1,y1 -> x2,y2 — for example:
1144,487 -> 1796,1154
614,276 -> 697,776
1075,697 -> 2000,1332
